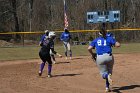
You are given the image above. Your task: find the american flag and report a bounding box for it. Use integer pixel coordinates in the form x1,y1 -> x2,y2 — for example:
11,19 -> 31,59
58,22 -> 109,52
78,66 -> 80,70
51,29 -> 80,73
64,0 -> 68,29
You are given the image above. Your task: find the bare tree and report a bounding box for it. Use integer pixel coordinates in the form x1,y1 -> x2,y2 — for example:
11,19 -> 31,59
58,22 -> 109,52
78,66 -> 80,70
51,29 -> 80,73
10,0 -> 21,41
0,0 -> 140,42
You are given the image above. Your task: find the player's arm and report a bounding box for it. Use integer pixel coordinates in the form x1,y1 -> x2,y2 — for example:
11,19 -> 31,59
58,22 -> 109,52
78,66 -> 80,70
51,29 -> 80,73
56,53 -> 62,58
50,48 -> 62,58
88,40 -> 96,55
88,46 -> 96,56
88,45 -> 96,61
88,46 -> 94,55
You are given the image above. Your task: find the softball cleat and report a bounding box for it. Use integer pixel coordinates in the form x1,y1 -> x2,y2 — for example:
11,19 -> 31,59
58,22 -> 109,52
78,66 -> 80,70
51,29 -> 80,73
47,74 -> 52,78
70,57 -> 72,60
53,61 -> 56,64
38,71 -> 42,76
105,87 -> 111,92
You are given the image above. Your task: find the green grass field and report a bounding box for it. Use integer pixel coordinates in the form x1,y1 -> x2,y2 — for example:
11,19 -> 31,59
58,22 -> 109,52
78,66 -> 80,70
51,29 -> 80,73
0,43 -> 140,61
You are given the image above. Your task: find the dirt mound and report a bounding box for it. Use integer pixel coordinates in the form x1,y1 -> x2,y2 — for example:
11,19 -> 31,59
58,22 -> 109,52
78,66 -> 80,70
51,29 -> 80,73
0,40 -> 13,47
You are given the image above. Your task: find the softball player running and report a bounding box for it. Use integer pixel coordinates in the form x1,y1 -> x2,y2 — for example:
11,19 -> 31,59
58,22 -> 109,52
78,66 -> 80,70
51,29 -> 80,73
38,31 -> 62,78
88,28 -> 120,92
60,28 -> 72,59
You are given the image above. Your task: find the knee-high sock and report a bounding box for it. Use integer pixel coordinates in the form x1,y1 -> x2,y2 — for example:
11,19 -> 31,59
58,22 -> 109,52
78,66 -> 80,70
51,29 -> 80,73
69,50 -> 72,57
102,73 -> 110,88
48,64 -> 52,75
40,62 -> 45,72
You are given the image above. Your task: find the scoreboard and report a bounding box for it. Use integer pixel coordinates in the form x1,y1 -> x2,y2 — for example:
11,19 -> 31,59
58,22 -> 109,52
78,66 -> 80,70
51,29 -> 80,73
87,10 -> 120,23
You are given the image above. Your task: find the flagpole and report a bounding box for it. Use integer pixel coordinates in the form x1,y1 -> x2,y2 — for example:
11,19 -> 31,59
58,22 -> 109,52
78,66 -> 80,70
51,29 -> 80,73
63,0 -> 68,29
63,0 -> 65,29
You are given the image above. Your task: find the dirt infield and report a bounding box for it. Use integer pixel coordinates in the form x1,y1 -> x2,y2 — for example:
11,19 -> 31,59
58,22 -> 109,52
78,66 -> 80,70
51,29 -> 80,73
0,53 -> 140,93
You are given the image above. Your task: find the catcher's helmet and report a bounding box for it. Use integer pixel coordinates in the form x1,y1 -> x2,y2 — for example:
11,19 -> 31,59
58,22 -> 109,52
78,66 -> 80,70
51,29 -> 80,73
48,31 -> 56,38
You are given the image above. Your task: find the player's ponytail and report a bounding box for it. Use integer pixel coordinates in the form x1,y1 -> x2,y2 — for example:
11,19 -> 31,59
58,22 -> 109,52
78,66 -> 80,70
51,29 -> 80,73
99,28 -> 107,39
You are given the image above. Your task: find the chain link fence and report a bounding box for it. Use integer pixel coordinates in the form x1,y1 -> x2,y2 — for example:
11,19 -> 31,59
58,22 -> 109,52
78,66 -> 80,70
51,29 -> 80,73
0,30 -> 140,47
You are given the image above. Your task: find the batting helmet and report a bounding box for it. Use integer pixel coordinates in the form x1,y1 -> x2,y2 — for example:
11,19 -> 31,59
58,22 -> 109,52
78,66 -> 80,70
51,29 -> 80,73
48,31 -> 56,38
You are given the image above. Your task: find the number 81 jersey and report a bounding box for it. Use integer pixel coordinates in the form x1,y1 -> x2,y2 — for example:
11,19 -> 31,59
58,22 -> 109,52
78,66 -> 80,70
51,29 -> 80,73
90,36 -> 116,55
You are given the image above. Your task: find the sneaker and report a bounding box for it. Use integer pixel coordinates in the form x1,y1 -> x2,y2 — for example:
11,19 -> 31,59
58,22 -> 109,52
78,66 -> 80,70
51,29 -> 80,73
105,87 -> 111,92
108,74 -> 113,85
53,61 -> 56,64
47,74 -> 52,78
38,71 -> 42,76
70,57 -> 72,60
65,57 -> 68,60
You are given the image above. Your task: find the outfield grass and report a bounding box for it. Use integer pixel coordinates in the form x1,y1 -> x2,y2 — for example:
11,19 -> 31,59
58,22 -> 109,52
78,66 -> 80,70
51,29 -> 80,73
0,43 -> 140,61
112,43 -> 140,53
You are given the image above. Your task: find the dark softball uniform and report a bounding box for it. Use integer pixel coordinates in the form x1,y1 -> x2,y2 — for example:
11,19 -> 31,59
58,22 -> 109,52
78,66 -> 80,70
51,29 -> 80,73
39,35 -> 56,64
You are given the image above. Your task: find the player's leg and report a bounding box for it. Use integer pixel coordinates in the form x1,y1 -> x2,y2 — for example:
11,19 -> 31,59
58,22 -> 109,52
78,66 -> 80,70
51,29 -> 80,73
63,42 -> 68,59
97,63 -> 108,79
106,55 -> 114,86
38,52 -> 46,76
67,42 -> 72,59
104,54 -> 114,91
46,55 -> 53,77
96,54 -> 111,92
107,55 -> 114,75
98,54 -> 113,75
97,64 -> 111,92
96,55 -> 108,78
97,62 -> 110,91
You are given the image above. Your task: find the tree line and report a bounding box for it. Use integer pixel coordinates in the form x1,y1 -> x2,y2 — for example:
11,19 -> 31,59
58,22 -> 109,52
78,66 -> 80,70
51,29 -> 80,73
0,0 -> 140,42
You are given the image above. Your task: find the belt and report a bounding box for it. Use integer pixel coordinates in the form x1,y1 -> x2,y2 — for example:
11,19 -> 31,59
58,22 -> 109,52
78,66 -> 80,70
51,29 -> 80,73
98,53 -> 112,56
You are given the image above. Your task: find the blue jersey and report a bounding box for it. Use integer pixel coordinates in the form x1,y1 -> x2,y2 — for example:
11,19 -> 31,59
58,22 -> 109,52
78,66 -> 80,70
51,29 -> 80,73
90,36 -> 116,55
60,32 -> 71,42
